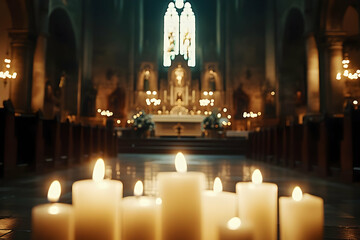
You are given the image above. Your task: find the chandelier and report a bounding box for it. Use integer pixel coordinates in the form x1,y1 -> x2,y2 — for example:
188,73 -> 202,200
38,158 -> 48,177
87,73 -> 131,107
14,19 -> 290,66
0,58 -> 17,86
336,57 -> 360,81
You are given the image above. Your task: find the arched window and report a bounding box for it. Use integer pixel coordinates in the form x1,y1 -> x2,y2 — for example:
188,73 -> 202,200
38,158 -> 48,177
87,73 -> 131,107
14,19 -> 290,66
180,3 -> 195,67
163,0 -> 195,67
163,3 -> 179,67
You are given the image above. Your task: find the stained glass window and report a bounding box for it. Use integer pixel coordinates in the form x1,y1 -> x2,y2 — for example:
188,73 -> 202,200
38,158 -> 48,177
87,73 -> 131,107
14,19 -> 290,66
163,1 -> 195,67
163,3 -> 179,67
180,2 -> 195,67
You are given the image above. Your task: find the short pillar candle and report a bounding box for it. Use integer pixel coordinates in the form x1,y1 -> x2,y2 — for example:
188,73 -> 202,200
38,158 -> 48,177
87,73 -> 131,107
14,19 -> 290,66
122,180 -> 159,240
236,169 -> 278,240
157,152 -> 205,240
32,180 -> 73,240
72,158 -> 123,240
280,186 -> 324,240
202,177 -> 237,240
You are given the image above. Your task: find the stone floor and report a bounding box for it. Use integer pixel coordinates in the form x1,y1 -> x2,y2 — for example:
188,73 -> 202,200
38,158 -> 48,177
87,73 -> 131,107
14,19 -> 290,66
0,153 -> 360,239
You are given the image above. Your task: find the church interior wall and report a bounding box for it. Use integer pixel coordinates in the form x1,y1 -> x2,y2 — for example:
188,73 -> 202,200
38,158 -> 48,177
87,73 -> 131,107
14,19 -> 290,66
0,0 -> 12,108
228,0 -> 266,121
0,0 -> 359,127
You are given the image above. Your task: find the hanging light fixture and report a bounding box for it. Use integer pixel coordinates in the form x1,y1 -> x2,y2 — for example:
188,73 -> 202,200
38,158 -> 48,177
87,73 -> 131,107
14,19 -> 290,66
0,57 -> 17,87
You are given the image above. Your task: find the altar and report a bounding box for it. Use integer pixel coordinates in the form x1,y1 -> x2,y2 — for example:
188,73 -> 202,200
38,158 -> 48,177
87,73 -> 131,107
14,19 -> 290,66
152,115 -> 204,137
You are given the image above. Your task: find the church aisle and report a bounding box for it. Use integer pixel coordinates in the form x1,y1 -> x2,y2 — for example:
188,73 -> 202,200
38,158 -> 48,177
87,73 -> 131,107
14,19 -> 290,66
0,153 -> 359,239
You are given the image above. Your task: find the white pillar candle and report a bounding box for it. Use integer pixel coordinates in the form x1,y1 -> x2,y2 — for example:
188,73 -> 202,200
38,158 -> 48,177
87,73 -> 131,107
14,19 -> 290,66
122,180 -> 159,240
218,217 -> 254,240
280,186 -> 324,240
72,158 -> 123,240
202,177 -> 237,240
236,169 -> 278,240
32,180 -> 73,240
158,152 -> 205,240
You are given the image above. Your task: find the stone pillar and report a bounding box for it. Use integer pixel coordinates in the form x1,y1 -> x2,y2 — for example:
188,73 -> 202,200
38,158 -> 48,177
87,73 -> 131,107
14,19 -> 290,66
306,34 -> 320,114
9,29 -> 35,113
323,32 -> 346,114
31,35 -> 47,112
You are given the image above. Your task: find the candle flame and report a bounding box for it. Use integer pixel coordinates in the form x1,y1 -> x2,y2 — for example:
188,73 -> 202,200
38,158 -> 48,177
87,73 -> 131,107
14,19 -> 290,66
227,217 -> 241,230
252,169 -> 263,184
175,152 -> 187,173
47,180 -> 61,203
92,158 -> 105,182
292,186 -> 303,201
134,180 -> 143,196
156,198 -> 162,205
213,177 -> 223,193
48,205 -> 60,215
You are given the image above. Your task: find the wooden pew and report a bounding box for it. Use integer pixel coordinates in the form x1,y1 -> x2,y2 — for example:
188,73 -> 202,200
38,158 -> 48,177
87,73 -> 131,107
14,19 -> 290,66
301,117 -> 321,172
92,126 -> 100,156
340,109 -> 360,182
288,124 -> 303,169
281,125 -> 290,166
318,115 -> 343,177
82,125 -> 92,161
0,101 -> 17,178
72,124 -> 84,164
60,120 -> 74,166
273,126 -> 283,165
15,112 -> 44,173
42,117 -> 61,168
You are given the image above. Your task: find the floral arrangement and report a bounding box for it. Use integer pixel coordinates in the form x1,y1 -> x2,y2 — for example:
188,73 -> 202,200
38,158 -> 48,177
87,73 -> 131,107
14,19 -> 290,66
202,112 -> 223,130
132,111 -> 155,133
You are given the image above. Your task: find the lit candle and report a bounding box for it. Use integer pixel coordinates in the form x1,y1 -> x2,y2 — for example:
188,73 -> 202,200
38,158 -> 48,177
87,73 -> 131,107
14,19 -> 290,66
72,158 -> 123,240
236,169 -> 278,240
32,180 -> 73,240
122,180 -> 159,240
218,217 -> 254,240
202,177 -> 238,240
158,152 -> 205,240
280,186 -> 324,240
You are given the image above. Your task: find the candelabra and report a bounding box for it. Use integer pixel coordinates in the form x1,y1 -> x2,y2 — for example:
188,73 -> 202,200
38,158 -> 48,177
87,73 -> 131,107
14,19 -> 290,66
145,90 -> 161,113
0,58 -> 17,87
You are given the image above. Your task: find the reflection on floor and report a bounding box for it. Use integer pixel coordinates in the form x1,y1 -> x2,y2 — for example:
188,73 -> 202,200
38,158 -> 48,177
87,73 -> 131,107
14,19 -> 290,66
0,153 -> 360,239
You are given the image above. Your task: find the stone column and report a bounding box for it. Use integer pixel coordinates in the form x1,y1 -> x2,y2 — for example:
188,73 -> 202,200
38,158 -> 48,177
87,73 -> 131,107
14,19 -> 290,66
9,29 -> 35,113
323,32 -> 346,114
31,35 -> 47,112
306,34 -> 320,114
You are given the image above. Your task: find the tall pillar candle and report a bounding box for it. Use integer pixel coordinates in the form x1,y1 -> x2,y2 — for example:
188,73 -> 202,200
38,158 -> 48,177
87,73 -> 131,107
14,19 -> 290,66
236,169 -> 278,240
32,180 -> 73,240
218,217 -> 254,240
122,180 -> 159,240
280,186 -> 324,240
72,158 -> 123,240
158,152 -> 205,240
202,177 -> 237,240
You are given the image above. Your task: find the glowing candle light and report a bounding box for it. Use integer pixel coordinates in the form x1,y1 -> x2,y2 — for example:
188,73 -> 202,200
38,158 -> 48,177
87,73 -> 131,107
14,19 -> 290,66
236,169 -> 278,240
218,217 -> 254,240
122,180 -> 159,240
280,186 -> 324,240
158,152 -> 205,240
32,180 -> 73,240
72,158 -> 123,240
202,177 -> 238,240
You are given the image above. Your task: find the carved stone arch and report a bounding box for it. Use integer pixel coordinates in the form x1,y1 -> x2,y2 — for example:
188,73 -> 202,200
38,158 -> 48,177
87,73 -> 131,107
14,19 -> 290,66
5,0 -> 29,29
45,7 -> 78,118
320,0 -> 360,32
279,8 -> 307,121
